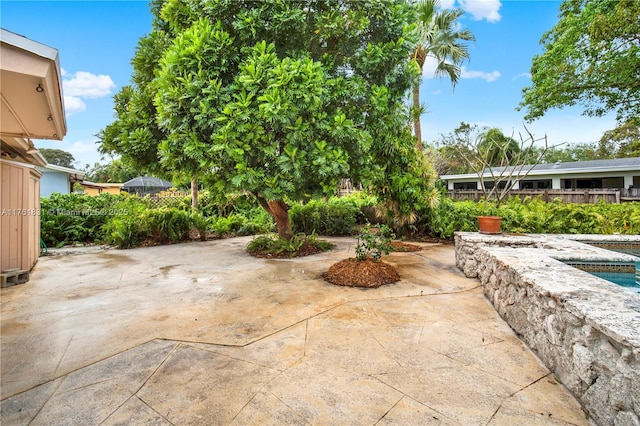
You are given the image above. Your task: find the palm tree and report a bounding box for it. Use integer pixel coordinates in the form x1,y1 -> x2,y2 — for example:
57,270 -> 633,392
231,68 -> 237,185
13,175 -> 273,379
411,0 -> 475,151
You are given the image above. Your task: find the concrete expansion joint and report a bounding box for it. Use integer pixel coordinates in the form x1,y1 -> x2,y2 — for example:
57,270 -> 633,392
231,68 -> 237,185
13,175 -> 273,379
1,237 -> 594,424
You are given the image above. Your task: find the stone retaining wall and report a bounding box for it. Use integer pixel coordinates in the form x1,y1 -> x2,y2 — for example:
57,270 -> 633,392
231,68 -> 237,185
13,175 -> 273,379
455,233 -> 640,426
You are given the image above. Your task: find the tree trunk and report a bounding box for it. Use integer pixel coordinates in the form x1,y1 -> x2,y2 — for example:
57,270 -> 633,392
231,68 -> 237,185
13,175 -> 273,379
191,177 -> 198,212
257,198 -> 293,240
412,82 -> 423,151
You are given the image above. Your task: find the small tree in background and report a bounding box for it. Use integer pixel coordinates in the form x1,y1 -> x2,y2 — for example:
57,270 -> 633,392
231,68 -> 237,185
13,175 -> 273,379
598,120 -> 640,158
442,124 -> 554,207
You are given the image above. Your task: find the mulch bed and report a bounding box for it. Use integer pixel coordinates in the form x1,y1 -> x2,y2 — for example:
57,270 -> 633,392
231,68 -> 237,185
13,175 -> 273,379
322,258 -> 400,288
249,242 -> 324,259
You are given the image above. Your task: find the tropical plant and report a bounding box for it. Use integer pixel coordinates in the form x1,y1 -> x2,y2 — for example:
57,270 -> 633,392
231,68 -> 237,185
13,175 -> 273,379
40,193 -> 123,247
428,197 -> 640,238
246,232 -> 334,258
410,0 -> 475,149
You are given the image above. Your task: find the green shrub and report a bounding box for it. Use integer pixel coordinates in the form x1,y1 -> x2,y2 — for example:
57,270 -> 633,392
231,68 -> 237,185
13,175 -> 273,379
41,193 -> 124,247
191,213 -> 211,241
144,208 -> 192,243
428,197 -> 640,239
211,214 -> 247,235
290,197 -> 360,235
246,232 -> 334,257
355,224 -> 395,262
102,196 -> 148,248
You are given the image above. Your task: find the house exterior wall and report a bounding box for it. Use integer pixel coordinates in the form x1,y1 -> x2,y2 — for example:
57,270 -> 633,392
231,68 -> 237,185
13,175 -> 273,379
445,170 -> 639,190
1,160 -> 41,272
82,186 -> 101,196
81,185 -> 122,196
40,170 -> 70,197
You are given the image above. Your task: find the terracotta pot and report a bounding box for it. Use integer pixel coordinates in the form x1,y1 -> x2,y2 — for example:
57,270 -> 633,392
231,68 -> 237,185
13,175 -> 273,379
477,216 -> 502,234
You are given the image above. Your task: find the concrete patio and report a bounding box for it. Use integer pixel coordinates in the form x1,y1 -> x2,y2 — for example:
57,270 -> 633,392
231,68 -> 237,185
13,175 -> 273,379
1,237 -> 591,425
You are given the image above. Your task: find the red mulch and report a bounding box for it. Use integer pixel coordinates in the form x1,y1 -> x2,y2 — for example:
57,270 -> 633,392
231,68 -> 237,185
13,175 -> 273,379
249,242 -> 324,259
322,258 -> 400,288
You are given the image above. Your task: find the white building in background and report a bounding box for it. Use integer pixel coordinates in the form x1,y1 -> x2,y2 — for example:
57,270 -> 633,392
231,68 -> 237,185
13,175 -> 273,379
440,157 -> 640,191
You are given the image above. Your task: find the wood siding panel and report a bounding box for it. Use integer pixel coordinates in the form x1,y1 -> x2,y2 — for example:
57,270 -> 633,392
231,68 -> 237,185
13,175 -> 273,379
1,162 -> 40,272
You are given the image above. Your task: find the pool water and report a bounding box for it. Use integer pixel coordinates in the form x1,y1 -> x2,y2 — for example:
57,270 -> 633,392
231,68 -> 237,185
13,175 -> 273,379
570,242 -> 640,294
589,271 -> 640,294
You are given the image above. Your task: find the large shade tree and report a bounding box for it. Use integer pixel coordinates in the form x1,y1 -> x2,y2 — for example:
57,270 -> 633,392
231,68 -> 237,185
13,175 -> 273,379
411,0 -> 475,150
101,0 -> 431,239
519,0 -> 640,126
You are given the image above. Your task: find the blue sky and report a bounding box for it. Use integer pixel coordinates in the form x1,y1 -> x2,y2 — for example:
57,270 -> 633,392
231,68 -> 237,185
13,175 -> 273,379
1,0 -> 617,169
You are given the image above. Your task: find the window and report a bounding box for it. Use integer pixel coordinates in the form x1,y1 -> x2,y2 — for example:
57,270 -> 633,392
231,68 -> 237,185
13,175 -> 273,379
520,179 -> 552,189
483,181 -> 510,190
453,182 -> 478,190
576,179 -> 602,189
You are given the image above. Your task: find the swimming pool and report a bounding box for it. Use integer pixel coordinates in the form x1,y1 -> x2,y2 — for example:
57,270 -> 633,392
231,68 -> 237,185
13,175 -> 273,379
589,271 -> 640,293
564,260 -> 640,294
582,241 -> 640,257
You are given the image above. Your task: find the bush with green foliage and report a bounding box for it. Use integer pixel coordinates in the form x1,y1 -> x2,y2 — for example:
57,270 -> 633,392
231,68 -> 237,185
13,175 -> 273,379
429,197 -> 640,238
246,232 -> 334,257
101,196 -> 149,248
355,224 -> 395,262
41,193 -> 124,247
144,208 -> 192,243
290,197 -> 362,236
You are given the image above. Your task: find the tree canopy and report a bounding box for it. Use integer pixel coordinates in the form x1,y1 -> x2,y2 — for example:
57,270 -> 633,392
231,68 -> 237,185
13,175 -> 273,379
39,148 -> 75,168
598,120 -> 640,158
519,0 -> 640,124
101,0 -> 433,238
83,159 -> 139,183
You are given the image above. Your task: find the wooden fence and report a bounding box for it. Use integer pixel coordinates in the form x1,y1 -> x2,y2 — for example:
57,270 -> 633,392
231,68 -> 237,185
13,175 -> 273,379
138,191 -> 191,209
446,188 -> 640,204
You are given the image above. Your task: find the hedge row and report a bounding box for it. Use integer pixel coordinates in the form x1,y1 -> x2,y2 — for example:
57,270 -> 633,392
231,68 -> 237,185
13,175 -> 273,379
41,192 -> 639,248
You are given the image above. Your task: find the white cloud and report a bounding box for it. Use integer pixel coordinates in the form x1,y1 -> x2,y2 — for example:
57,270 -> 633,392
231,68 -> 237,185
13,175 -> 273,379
461,66 -> 501,82
64,96 -> 86,115
67,139 -> 102,166
69,139 -> 100,154
422,57 -> 440,78
432,89 -> 442,95
459,0 -> 502,23
513,72 -> 532,80
440,0 -> 456,9
63,71 -> 115,99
